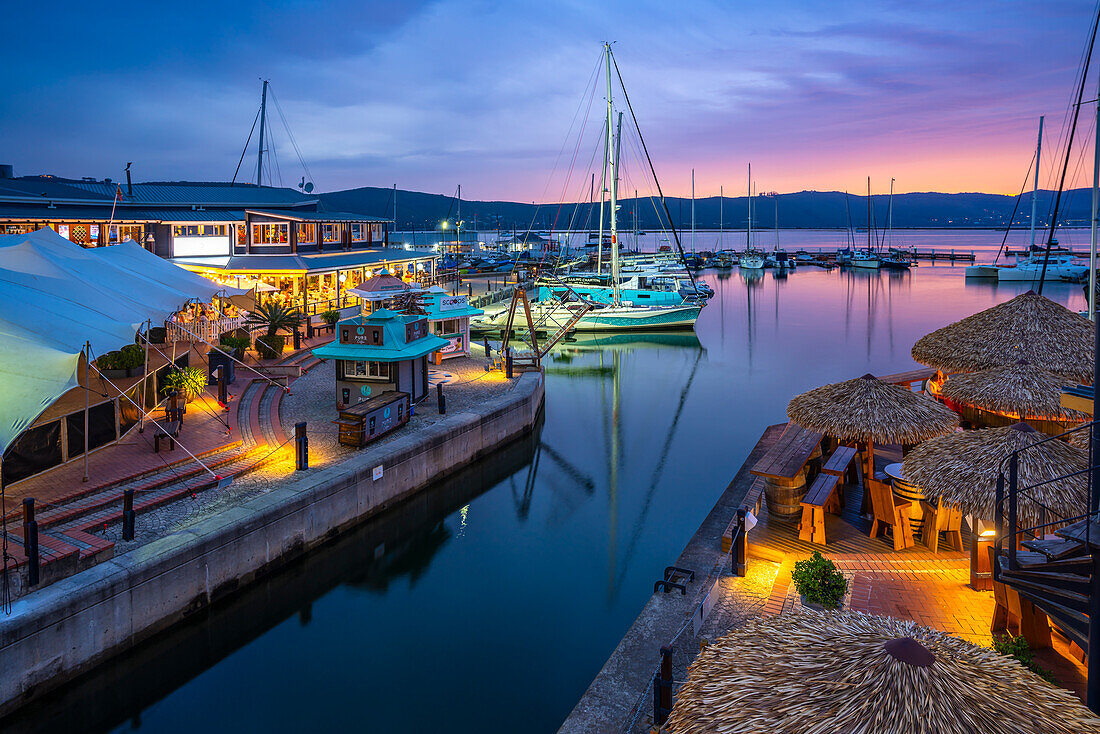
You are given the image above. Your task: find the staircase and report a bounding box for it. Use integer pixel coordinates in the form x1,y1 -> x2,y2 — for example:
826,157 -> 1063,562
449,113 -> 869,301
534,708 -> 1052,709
994,424 -> 1100,710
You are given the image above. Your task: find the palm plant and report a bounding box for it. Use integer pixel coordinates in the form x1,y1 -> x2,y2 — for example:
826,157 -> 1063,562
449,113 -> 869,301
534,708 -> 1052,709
392,291 -> 428,316
246,302 -> 301,358
246,302 -> 301,337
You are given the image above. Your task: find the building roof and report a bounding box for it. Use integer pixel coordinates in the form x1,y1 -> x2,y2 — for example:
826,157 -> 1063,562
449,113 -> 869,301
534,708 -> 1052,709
312,313 -> 449,362
170,248 -> 436,274
248,209 -> 391,223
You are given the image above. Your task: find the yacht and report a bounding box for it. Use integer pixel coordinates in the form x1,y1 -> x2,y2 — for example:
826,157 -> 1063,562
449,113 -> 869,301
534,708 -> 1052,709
996,253 -> 1087,281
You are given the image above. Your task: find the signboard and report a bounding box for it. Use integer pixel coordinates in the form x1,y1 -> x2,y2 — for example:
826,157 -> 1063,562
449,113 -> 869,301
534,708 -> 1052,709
373,465 -> 384,481
440,335 -> 463,354
405,318 -> 428,342
341,325 -> 383,346
440,295 -> 467,312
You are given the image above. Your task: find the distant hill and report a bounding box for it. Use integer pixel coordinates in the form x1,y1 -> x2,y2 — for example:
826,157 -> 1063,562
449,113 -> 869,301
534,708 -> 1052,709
319,186 -> 1100,231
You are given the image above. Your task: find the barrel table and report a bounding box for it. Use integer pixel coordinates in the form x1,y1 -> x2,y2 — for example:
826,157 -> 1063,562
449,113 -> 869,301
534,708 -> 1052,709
883,462 -> 924,534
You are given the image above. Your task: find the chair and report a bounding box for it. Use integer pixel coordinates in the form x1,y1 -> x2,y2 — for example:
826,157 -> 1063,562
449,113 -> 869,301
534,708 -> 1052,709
866,478 -> 914,550
920,496 -> 964,553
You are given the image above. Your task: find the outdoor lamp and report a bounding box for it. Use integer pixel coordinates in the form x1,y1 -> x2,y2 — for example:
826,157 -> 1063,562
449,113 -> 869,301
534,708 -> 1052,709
971,519 -> 996,591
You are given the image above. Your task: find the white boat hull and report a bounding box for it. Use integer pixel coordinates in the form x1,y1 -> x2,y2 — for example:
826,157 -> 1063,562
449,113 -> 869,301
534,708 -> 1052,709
965,265 -> 1000,278
997,263 -> 1088,281
851,258 -> 881,269
738,256 -> 765,269
475,301 -> 701,332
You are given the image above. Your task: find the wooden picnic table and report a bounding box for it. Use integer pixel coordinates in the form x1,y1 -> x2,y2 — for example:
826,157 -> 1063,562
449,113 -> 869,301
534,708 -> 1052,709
750,423 -> 823,481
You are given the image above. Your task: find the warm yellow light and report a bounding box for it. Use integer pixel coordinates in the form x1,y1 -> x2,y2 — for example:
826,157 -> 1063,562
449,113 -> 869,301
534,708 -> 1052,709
980,529 -> 996,538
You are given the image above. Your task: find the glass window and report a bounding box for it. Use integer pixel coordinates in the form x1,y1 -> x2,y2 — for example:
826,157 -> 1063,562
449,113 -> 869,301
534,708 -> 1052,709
252,223 -> 289,244
351,223 -> 371,241
368,362 -> 389,378
322,224 -> 342,243
172,225 -> 226,237
237,225 -> 247,246
297,222 -> 316,245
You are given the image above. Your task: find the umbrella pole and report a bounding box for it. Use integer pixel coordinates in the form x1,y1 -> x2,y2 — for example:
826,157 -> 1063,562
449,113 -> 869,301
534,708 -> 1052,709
82,342 -> 90,483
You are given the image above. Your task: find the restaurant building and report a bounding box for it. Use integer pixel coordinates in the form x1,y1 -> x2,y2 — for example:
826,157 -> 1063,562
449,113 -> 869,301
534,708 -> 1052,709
0,169 -> 438,312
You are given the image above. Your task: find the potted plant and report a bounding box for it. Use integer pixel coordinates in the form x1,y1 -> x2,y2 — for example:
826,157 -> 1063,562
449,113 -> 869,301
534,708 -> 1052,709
320,309 -> 341,327
161,366 -> 206,405
148,325 -> 167,344
95,344 -> 146,379
791,551 -> 848,610
246,302 -> 301,360
208,334 -> 250,384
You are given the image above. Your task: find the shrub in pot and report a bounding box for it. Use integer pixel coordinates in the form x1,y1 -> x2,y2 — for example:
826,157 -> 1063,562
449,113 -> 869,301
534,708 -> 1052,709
791,551 -> 848,610
217,334 -> 251,359
148,326 -> 168,344
321,309 -> 341,326
161,366 -> 206,404
255,333 -> 286,360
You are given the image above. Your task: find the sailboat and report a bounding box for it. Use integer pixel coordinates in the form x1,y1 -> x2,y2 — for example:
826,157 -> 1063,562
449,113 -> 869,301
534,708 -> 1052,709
738,165 -> 766,269
768,195 -> 794,269
851,177 -> 882,269
482,44 -> 701,332
879,179 -> 912,269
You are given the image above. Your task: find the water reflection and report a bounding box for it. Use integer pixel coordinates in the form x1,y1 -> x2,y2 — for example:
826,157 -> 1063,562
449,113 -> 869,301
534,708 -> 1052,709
5,415 -> 544,734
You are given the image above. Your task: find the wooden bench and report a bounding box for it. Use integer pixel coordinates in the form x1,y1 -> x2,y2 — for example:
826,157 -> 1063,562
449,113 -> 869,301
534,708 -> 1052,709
154,421 -> 181,452
798,473 -> 840,545
821,445 -> 858,482
750,423 -> 823,482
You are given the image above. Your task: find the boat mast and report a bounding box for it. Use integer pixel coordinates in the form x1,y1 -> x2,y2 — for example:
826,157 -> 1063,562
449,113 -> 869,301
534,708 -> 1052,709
747,163 -> 752,251
605,42 -> 621,305
256,79 -> 268,186
1031,116 -> 1044,253
691,168 -> 695,254
866,177 -> 872,253
719,185 -> 724,250
887,178 -> 894,250
597,87 -> 609,276
1091,85 -> 1098,319
774,195 -> 779,250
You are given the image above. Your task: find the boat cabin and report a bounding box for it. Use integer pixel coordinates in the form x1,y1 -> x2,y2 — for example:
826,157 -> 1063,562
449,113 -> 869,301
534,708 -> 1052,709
312,309 -> 450,406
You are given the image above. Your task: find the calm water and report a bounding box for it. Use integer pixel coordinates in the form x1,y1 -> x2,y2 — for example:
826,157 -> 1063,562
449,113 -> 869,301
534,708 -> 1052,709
8,239 -> 1092,733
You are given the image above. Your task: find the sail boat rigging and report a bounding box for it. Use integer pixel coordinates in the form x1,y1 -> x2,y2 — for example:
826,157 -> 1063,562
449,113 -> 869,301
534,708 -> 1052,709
738,164 -> 765,269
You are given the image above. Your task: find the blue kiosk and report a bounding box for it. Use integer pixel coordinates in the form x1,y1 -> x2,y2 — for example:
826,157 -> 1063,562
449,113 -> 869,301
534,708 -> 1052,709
313,308 -> 449,408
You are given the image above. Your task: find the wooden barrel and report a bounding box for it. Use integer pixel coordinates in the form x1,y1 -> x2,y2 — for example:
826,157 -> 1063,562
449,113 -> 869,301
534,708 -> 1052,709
764,468 -> 810,522
892,476 -> 925,533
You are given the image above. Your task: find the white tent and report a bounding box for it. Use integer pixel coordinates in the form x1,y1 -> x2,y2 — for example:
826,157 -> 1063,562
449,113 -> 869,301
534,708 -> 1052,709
0,229 -> 245,453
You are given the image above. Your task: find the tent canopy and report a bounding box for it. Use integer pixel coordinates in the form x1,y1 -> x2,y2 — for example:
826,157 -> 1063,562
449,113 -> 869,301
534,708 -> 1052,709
0,229 -> 242,453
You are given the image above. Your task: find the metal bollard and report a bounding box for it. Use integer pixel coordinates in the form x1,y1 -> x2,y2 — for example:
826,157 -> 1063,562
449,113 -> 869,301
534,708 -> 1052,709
216,365 -> 228,406
306,320 -> 314,339
437,382 -> 446,414
483,338 -> 491,360
505,348 -> 513,378
293,329 -> 301,351
468,282 -> 473,298
734,507 -> 748,577
295,422 -> 308,470
22,498 -> 39,587
653,645 -> 674,725
122,489 -> 136,541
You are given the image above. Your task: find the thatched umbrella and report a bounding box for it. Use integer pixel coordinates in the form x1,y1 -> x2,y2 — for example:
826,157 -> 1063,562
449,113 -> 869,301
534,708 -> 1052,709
788,374 -> 958,478
939,361 -> 1089,423
903,422 -> 1088,527
912,291 -> 1094,383
667,610 -> 1100,734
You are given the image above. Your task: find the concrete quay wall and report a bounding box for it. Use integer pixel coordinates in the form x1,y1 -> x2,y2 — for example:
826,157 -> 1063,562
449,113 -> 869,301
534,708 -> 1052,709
0,372 -> 543,717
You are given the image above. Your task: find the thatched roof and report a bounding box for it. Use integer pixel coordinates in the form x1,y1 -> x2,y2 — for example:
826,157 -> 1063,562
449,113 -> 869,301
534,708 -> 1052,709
667,610 -> 1100,734
940,362 -> 1089,422
903,423 -> 1088,526
787,374 -> 958,444
911,291 -> 1094,382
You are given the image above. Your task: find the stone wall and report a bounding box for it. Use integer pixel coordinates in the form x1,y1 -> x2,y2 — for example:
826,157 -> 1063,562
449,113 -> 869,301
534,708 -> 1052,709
0,371 -> 543,716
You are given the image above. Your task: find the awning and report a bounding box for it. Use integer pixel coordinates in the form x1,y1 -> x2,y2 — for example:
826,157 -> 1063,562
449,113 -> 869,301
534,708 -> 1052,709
0,229 -> 240,453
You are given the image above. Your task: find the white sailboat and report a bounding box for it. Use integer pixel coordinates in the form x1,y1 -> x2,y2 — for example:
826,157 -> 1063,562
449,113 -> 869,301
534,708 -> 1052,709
851,177 -> 882,269
738,164 -> 766,269
482,44 -> 701,333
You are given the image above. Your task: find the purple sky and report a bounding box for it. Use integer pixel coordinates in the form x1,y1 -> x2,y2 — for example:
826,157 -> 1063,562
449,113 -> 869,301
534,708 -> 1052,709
2,1 -> 1096,200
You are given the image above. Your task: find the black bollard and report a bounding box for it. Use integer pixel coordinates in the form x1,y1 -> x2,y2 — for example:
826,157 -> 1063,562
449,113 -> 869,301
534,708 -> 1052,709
122,489 -> 136,541
734,507 -> 747,577
468,282 -> 473,298
505,348 -> 513,378
653,645 -> 674,725
217,365 -> 228,407
293,328 -> 301,351
22,498 -> 39,587
295,422 -> 308,470
437,382 -> 446,414
306,320 -> 314,340
483,338 -> 491,360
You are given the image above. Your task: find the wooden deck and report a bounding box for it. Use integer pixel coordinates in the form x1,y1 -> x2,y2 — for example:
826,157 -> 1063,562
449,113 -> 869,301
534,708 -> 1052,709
744,437 -> 971,562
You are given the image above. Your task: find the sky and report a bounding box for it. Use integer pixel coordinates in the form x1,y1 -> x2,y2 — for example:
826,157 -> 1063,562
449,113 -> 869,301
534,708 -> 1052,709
2,1 -> 1098,201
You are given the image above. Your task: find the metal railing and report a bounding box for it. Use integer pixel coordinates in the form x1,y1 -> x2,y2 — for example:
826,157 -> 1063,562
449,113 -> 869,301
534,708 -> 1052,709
166,316 -> 253,343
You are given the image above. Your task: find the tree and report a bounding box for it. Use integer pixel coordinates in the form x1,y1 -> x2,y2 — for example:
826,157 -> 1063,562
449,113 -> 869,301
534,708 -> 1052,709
246,302 -> 301,338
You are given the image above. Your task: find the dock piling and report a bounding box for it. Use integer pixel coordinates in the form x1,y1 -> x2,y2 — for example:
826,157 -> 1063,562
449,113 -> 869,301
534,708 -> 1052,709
437,383 -> 446,414
22,498 -> 39,586
122,489 -> 136,541
653,645 -> 674,725
294,422 -> 308,471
